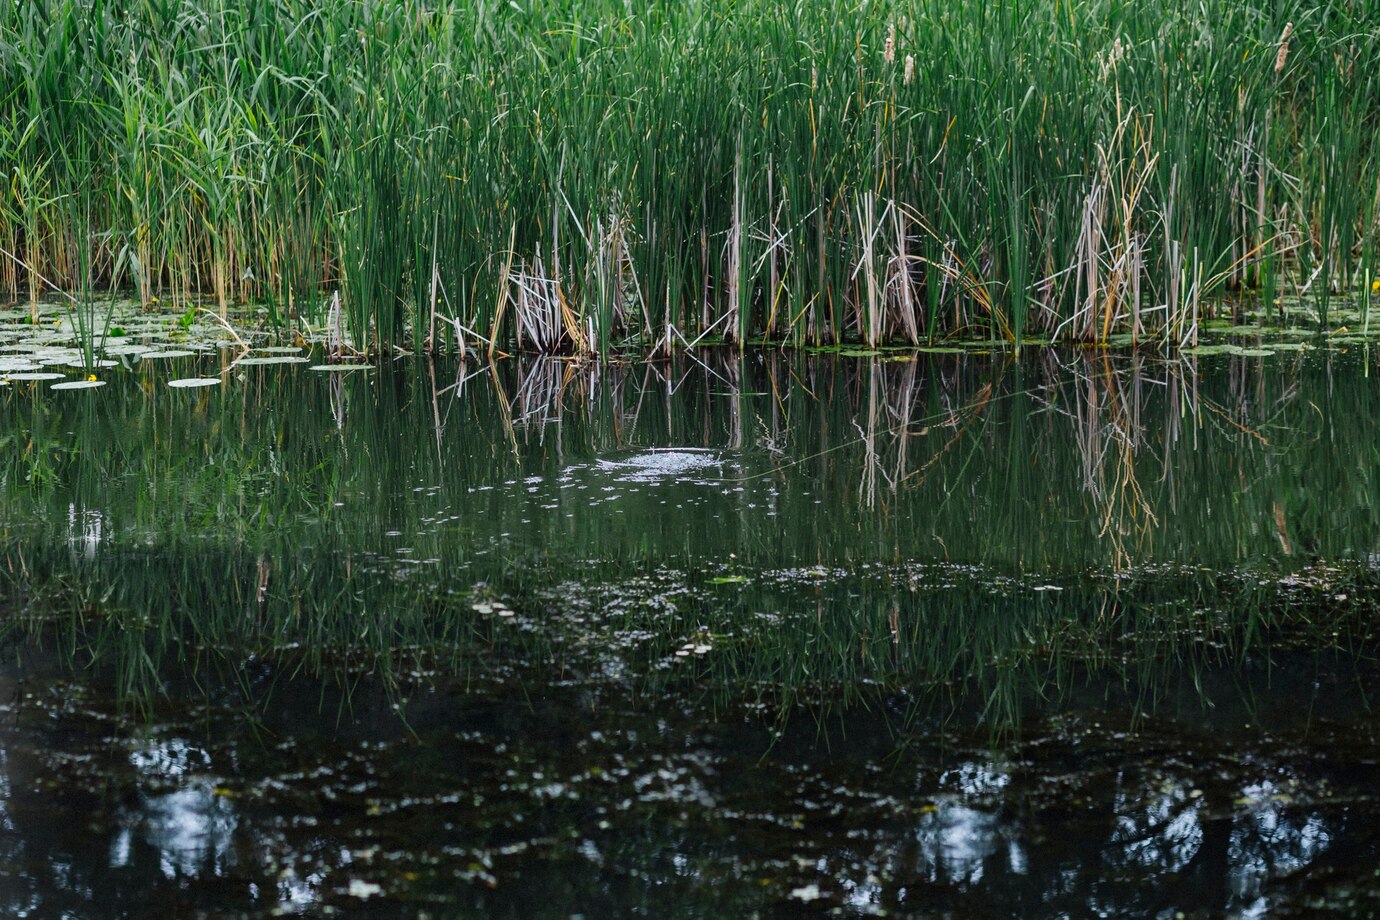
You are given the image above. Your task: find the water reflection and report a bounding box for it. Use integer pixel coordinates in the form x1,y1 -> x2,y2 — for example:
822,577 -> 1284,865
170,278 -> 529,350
0,350 -> 1376,725
1,349 -> 1380,913
4,349 -> 1378,572
3,655 -> 1377,917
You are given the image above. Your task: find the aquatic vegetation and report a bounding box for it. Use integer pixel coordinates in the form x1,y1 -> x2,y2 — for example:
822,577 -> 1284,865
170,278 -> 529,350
1,0 -> 1377,352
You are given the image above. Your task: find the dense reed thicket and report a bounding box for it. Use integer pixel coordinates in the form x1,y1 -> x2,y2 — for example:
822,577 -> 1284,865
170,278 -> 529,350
1,0 -> 1377,352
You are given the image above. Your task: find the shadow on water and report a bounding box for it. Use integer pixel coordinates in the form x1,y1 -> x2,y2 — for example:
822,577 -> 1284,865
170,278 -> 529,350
2,348 -> 1380,915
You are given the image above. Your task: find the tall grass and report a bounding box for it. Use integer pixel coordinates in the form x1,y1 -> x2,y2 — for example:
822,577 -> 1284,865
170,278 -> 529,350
1,0 -> 1377,353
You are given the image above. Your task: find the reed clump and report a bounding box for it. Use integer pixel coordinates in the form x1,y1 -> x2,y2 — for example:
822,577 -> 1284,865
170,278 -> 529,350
1,0 -> 1377,353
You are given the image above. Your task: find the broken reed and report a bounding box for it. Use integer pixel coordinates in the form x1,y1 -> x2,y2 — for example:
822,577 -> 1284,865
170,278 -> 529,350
1,0 -> 1377,353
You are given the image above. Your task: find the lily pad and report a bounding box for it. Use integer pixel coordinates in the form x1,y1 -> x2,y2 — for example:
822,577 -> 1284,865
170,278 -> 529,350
168,377 -> 221,388
1182,345 -> 1239,356
4,371 -> 66,381
139,350 -> 197,359
51,380 -> 106,390
237,356 -> 310,366
309,364 -> 373,372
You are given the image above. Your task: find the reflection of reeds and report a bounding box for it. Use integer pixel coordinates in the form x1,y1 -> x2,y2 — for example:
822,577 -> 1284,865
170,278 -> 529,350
1,349 -> 1375,725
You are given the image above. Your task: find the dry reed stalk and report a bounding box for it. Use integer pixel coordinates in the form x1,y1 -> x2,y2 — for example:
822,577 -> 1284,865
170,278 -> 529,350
724,158 -> 743,343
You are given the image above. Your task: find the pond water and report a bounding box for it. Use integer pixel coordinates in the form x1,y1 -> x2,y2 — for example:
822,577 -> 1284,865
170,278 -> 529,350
3,340 -> 1380,916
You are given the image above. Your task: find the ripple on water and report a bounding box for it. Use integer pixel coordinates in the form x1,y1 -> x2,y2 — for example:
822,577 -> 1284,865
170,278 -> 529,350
592,448 -> 728,484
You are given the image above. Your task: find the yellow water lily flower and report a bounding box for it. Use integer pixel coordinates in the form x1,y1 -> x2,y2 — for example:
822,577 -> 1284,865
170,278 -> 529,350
1372,278 -> 1380,294
86,374 -> 97,382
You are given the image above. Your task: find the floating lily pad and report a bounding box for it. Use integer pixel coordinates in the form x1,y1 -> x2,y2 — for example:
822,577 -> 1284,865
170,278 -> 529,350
4,371 -> 66,381
309,363 -> 373,372
708,575 -> 748,585
64,359 -> 119,369
167,377 -> 221,388
139,350 -> 197,359
253,346 -> 304,354
51,380 -> 106,390
237,356 -> 310,366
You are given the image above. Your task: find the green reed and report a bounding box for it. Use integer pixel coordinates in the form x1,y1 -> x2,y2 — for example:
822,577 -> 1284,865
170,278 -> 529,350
1,0 -> 1377,353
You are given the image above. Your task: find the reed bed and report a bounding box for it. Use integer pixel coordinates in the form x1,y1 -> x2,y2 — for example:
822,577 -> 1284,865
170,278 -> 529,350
1,0 -> 1377,353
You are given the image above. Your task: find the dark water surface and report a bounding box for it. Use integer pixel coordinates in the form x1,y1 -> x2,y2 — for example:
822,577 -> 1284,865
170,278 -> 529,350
3,345 -> 1380,917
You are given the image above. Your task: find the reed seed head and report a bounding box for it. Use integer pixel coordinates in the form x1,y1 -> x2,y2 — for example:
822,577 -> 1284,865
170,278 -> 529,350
1275,22 -> 1294,73
1097,37 -> 1126,80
